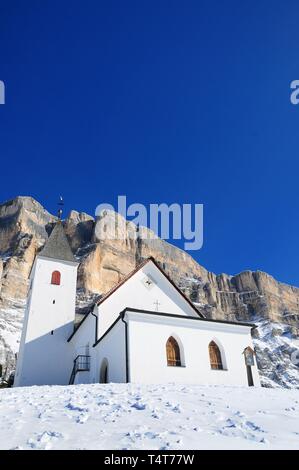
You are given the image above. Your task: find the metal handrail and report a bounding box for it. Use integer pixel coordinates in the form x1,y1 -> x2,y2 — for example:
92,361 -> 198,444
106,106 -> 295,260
69,355 -> 90,385
74,355 -> 90,371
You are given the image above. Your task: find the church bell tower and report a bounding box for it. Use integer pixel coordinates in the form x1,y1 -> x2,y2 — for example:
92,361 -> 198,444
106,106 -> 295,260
14,219 -> 78,387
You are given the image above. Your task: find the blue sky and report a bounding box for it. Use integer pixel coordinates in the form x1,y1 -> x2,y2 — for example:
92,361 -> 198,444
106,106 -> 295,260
0,1 -> 299,285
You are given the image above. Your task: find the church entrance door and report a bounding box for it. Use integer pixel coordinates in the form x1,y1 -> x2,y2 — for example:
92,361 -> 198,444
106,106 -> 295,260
246,365 -> 254,386
243,347 -> 255,387
100,359 -> 109,384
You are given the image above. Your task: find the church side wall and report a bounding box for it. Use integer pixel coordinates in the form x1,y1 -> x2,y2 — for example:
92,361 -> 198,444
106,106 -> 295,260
93,319 -> 126,383
126,312 -> 261,387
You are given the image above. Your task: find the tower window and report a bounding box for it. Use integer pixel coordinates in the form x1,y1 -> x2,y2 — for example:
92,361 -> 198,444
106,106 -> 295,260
51,271 -> 61,285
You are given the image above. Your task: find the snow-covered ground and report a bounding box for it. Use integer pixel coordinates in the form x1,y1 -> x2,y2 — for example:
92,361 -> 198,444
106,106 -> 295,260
0,383 -> 298,450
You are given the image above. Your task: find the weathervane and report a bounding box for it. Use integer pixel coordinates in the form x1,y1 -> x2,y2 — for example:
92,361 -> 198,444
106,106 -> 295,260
58,196 -> 64,220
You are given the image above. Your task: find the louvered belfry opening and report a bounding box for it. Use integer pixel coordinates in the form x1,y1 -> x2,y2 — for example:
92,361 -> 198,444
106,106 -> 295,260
166,336 -> 181,367
51,270 -> 61,285
209,341 -> 223,370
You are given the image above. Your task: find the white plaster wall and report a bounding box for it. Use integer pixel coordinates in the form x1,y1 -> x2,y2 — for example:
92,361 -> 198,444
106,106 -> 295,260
14,256 -> 78,387
94,319 -> 127,383
96,261 -> 200,339
70,313 -> 127,384
69,311 -> 96,385
126,311 -> 261,387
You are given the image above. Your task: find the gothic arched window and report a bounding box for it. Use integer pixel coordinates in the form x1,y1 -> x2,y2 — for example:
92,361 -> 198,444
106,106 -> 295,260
244,346 -> 255,366
209,341 -> 223,370
51,271 -> 61,285
166,336 -> 181,367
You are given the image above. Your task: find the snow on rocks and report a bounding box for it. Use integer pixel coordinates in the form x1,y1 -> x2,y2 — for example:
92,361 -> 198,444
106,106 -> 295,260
0,383 -> 298,450
253,318 -> 299,389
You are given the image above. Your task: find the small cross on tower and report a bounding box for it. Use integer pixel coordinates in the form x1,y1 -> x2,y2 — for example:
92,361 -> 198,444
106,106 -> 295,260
153,299 -> 161,312
58,196 -> 64,220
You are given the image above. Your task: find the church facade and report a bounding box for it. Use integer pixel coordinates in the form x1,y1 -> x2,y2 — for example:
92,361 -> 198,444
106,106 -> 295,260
14,222 -> 261,388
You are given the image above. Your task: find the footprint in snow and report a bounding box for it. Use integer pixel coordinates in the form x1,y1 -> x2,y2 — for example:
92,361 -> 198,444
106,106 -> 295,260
219,418 -> 266,443
244,421 -> 265,433
172,405 -> 181,413
165,402 -> 182,413
27,431 -> 63,450
123,428 -> 171,450
127,430 -> 160,440
193,426 -> 202,432
225,418 -> 237,428
151,408 -> 161,419
131,402 -> 147,410
66,402 -> 88,413
76,413 -> 89,424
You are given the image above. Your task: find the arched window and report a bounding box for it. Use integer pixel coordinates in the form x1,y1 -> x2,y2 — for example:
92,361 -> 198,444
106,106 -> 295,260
51,271 -> 61,285
243,347 -> 255,366
209,341 -> 223,370
166,336 -> 181,367
100,359 -> 109,383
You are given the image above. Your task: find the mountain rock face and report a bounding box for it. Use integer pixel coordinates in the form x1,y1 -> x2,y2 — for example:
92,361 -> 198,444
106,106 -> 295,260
0,196 -> 298,387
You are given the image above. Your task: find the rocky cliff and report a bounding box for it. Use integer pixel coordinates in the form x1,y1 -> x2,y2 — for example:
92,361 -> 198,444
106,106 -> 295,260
0,196 -> 298,387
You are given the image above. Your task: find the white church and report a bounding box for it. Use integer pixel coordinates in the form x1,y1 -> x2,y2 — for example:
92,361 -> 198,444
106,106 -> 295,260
14,221 -> 260,388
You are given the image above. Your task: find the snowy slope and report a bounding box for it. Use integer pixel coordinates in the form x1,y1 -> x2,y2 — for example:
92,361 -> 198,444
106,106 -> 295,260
0,383 -> 298,450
